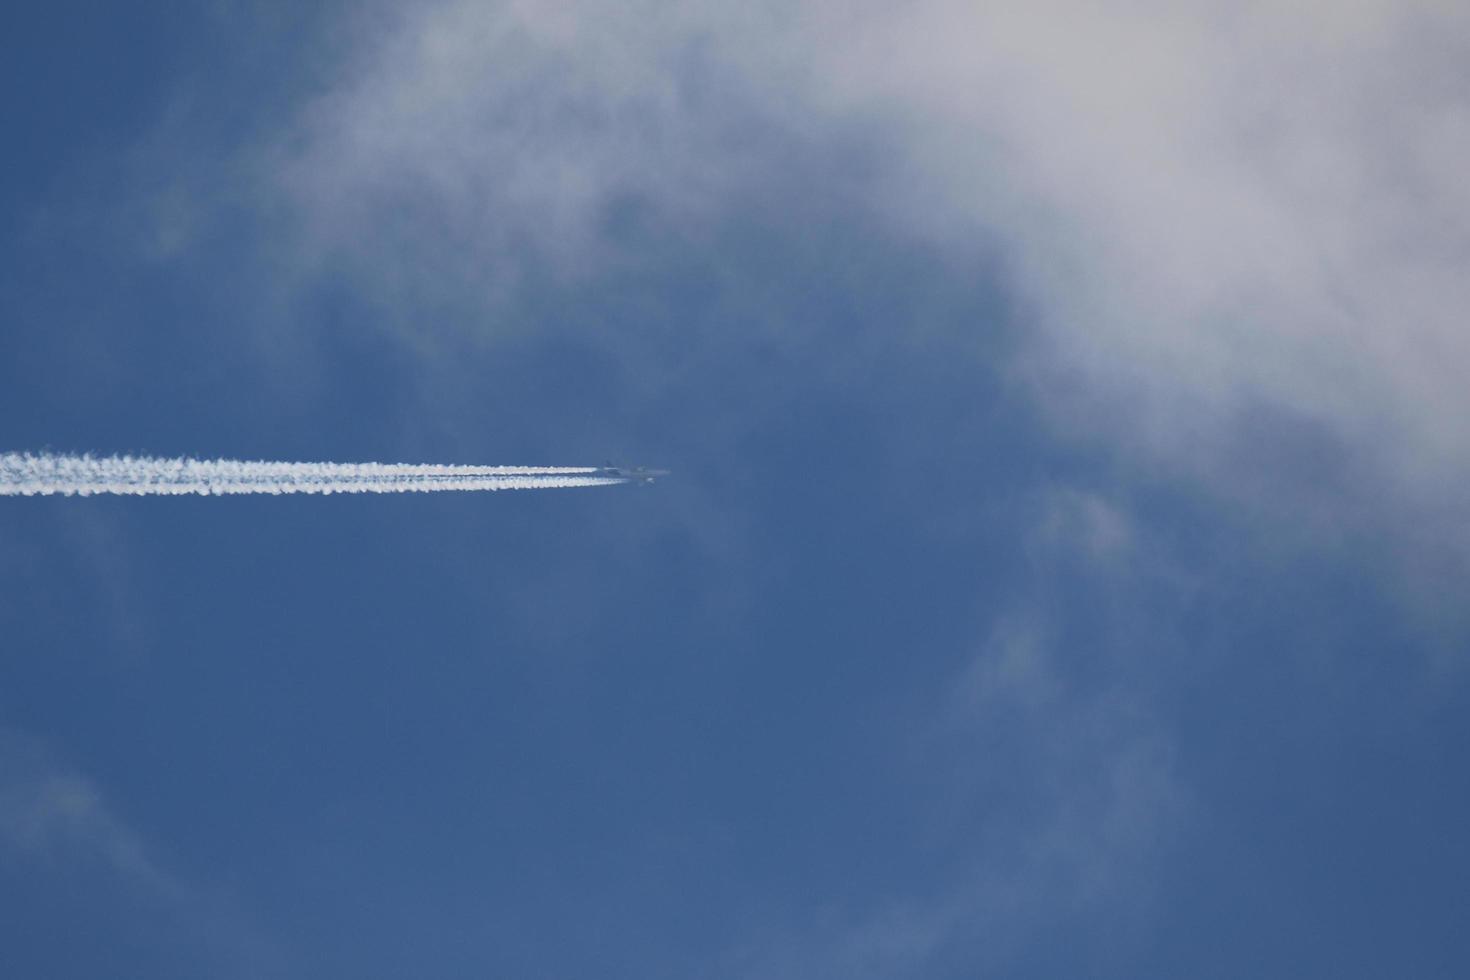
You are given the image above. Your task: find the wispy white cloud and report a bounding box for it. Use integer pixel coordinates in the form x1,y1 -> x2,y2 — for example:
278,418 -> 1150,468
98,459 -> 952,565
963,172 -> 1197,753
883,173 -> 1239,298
1033,489 -> 1134,567
267,1 -> 758,300
713,490 -> 1183,977
784,1 -> 1470,491
0,731 -> 288,977
717,630 -> 1181,978
0,733 -> 166,887
246,0 -> 1470,543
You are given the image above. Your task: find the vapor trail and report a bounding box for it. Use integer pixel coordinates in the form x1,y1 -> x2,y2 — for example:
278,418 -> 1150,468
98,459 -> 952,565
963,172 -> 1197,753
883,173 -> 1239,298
0,453 -> 626,496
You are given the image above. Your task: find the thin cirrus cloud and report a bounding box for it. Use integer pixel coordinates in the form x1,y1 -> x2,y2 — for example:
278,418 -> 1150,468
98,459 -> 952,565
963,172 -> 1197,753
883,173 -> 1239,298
262,0 -> 1470,530
0,732 -> 284,977
0,733 -> 164,885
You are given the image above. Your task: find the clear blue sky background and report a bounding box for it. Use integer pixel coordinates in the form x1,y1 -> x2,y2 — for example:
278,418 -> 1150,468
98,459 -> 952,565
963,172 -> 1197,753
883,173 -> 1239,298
2,4 -> 1468,978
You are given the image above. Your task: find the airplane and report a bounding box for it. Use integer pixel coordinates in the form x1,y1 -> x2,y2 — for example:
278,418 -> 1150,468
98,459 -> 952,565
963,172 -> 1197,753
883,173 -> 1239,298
597,464 -> 670,485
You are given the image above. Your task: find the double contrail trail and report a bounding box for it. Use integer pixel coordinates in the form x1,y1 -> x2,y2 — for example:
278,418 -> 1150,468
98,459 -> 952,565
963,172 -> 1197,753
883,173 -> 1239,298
0,453 -> 629,497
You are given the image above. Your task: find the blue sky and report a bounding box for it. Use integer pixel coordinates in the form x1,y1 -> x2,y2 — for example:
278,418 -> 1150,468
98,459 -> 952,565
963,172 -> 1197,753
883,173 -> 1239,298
2,3 -> 1468,977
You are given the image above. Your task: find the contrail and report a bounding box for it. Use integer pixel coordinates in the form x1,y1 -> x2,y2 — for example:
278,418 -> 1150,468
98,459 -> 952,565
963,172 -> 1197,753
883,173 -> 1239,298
0,453 -> 627,497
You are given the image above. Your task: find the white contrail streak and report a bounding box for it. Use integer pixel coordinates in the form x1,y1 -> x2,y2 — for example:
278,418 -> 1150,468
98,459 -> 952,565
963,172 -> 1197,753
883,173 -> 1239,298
0,453 -> 626,497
